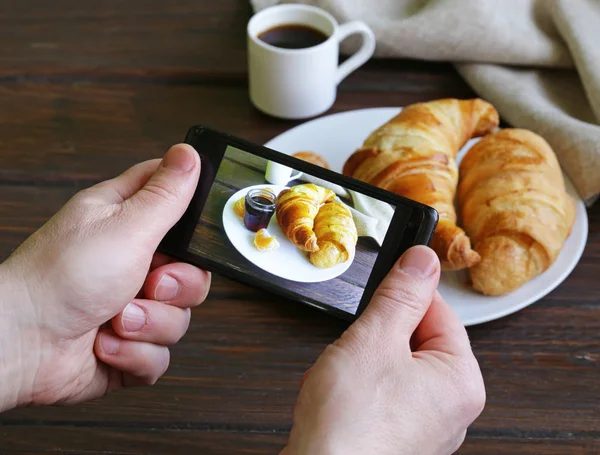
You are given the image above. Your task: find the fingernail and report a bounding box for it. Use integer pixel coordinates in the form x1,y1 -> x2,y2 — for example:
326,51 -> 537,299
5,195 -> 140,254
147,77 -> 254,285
122,303 -> 147,332
162,146 -> 195,172
399,246 -> 437,278
99,333 -> 120,355
202,271 -> 212,302
155,274 -> 180,301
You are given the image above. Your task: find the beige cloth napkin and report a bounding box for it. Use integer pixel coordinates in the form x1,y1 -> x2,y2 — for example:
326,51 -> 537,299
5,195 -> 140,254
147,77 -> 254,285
295,174 -> 394,246
251,0 -> 600,206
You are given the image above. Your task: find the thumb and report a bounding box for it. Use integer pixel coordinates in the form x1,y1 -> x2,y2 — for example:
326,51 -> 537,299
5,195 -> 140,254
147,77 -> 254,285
358,245 -> 440,343
121,144 -> 200,242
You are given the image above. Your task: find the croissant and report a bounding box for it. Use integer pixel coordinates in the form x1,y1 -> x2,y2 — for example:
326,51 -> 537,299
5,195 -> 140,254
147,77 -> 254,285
293,151 -> 330,169
343,98 -> 499,271
458,129 -> 576,296
276,184 -> 335,252
309,201 -> 358,268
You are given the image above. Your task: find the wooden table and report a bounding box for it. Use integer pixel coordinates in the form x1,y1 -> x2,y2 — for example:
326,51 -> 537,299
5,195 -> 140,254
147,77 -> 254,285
1,1 -> 599,453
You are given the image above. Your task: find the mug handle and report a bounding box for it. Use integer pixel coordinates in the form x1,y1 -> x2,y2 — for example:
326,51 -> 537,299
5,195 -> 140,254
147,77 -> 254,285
335,21 -> 376,85
289,171 -> 303,181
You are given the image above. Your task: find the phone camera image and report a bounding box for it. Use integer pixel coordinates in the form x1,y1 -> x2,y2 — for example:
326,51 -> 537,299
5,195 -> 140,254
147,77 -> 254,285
186,145 -> 399,316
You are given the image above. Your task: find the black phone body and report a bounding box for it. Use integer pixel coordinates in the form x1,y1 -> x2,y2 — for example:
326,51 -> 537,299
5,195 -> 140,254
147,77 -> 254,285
159,126 -> 438,322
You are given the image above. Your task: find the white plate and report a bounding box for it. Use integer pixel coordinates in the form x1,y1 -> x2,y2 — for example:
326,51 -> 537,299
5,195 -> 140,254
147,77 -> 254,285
222,184 -> 354,283
264,108 -> 589,326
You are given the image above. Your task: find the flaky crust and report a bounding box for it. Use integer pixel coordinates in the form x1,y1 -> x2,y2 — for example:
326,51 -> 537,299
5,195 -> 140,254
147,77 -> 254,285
292,151 -> 330,169
458,128 -> 576,295
343,98 -> 499,270
309,202 -> 358,268
276,184 -> 335,252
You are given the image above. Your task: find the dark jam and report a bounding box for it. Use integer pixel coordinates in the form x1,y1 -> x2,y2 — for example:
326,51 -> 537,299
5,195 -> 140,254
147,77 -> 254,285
243,188 -> 277,232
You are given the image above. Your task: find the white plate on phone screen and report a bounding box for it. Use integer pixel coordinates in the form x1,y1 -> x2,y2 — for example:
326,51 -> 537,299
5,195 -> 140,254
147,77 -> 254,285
222,184 -> 354,283
264,108 -> 588,326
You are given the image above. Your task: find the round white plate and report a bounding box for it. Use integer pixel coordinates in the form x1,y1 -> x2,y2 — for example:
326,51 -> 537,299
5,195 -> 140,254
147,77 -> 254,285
264,108 -> 589,326
222,184 -> 354,283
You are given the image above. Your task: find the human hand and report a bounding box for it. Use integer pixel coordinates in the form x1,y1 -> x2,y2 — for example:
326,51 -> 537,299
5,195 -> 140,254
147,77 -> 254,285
0,144 -> 210,411
281,246 -> 485,455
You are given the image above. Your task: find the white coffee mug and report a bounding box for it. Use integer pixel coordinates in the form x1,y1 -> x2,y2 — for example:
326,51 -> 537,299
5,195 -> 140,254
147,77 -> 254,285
247,4 -> 376,119
265,160 -> 302,185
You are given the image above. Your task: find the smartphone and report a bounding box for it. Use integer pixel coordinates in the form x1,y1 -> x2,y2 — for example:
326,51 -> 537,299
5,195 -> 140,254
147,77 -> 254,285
159,126 -> 438,322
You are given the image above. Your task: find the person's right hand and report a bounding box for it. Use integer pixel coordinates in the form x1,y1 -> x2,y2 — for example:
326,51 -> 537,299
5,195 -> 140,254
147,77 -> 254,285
281,246 -> 485,455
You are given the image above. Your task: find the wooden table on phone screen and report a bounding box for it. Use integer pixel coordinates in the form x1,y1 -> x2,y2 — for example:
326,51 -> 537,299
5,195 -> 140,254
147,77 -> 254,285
1,1 -> 599,454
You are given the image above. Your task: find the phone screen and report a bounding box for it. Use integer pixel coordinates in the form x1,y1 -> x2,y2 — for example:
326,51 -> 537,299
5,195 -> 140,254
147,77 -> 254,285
184,144 -> 412,317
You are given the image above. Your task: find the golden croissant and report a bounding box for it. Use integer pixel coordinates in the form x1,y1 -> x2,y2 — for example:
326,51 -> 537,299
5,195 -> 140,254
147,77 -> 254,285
458,129 -> 576,296
309,201 -> 358,268
276,184 -> 335,252
343,98 -> 499,270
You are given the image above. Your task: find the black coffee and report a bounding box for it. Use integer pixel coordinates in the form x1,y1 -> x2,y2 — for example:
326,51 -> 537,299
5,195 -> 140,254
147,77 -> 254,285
258,24 -> 328,49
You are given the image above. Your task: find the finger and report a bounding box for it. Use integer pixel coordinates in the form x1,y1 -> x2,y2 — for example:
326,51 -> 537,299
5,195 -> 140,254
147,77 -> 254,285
91,159 -> 162,204
138,253 -> 176,299
358,246 -> 440,343
95,330 -> 170,385
451,430 -> 468,454
150,252 -> 176,271
143,262 -> 211,308
121,143 -> 201,244
111,299 -> 192,346
411,291 -> 472,356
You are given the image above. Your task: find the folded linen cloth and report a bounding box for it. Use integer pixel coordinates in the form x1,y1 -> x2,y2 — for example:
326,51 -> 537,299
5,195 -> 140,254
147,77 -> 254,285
251,0 -> 600,206
295,174 -> 394,246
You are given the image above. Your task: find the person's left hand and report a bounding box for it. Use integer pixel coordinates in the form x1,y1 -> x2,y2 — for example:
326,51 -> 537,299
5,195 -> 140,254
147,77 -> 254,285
0,144 -> 210,411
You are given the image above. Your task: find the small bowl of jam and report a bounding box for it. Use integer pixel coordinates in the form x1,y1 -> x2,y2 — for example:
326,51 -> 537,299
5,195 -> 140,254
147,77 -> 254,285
243,188 -> 277,232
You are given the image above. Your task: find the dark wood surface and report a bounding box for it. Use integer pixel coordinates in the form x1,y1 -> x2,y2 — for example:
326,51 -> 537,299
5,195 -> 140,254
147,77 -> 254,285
1,1 -> 599,453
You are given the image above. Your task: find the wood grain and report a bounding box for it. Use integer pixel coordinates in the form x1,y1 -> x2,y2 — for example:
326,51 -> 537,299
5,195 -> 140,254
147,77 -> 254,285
2,426 -> 600,455
0,0 -> 470,87
0,0 -> 252,78
0,78 -> 474,186
0,426 -> 288,454
460,436 -> 600,455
